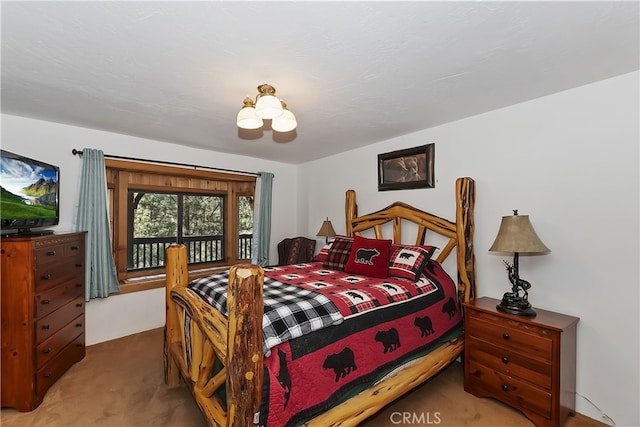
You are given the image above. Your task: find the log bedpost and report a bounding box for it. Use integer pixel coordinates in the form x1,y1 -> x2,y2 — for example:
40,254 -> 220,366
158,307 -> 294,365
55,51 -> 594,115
226,264 -> 264,427
345,189 -> 357,237
455,177 -> 476,303
165,243 -> 188,386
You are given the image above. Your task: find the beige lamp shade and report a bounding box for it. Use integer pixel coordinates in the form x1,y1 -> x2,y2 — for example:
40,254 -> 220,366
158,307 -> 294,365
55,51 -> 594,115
316,218 -> 336,238
489,213 -> 550,254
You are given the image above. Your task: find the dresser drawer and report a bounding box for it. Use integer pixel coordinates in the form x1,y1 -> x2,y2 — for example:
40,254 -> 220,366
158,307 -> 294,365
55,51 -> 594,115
467,336 -> 552,389
35,296 -> 85,343
36,334 -> 85,398
467,312 -> 553,362
34,282 -> 84,318
35,314 -> 84,368
35,255 -> 84,291
35,239 -> 83,267
467,360 -> 552,419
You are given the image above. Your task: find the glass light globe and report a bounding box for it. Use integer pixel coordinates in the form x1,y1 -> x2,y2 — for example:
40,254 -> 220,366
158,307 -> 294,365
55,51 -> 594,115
271,109 -> 297,132
255,94 -> 283,119
236,106 -> 263,130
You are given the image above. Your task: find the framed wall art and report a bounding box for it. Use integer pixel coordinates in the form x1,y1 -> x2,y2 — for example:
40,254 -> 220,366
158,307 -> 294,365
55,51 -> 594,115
377,143 -> 434,191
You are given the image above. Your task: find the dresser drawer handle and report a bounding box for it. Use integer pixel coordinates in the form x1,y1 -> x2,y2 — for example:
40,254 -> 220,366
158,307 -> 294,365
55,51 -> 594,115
70,245 -> 80,250
42,299 -> 51,305
43,348 -> 51,354
44,372 -> 52,378
47,250 -> 56,256
42,274 -> 51,280
42,324 -> 50,330
76,263 -> 83,268
502,333 -> 510,340
76,303 -> 83,308
502,357 -> 509,364
76,283 -> 82,287
501,384 -> 509,391
76,323 -> 83,328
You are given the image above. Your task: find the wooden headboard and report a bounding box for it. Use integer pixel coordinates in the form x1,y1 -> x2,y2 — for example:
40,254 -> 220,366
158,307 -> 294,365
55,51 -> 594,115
344,177 -> 476,303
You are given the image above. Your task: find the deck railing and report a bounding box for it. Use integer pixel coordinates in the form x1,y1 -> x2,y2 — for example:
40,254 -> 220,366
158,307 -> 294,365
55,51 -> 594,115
129,234 -> 253,270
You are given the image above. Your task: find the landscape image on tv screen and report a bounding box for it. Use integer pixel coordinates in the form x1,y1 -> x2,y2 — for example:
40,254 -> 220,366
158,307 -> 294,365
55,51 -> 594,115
0,156 -> 58,220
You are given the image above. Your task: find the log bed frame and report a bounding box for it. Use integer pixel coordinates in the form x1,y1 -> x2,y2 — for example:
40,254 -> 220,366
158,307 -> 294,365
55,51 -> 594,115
164,177 -> 476,426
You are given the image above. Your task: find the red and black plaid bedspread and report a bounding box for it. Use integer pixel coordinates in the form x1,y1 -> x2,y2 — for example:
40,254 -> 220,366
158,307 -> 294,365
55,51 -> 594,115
186,260 -> 462,426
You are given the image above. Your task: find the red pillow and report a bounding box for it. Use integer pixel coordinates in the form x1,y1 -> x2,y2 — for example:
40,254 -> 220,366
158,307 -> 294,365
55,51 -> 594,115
314,243 -> 332,262
344,236 -> 392,278
388,244 -> 436,281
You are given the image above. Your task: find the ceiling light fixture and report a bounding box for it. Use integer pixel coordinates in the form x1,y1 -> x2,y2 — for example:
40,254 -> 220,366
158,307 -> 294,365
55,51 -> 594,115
236,84 -> 297,132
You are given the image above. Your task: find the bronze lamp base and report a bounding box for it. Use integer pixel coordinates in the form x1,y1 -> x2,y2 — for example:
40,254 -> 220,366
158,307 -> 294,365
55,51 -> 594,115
496,293 -> 536,317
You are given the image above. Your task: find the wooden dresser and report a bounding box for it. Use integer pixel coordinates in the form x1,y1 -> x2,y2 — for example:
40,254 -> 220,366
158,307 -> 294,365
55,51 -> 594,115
1,232 -> 87,411
463,297 -> 579,427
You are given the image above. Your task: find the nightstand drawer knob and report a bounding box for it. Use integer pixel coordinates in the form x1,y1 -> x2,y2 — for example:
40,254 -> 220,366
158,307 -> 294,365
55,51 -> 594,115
502,357 -> 509,364
42,324 -> 50,330
43,348 -> 51,354
502,333 -> 510,340
501,384 -> 509,391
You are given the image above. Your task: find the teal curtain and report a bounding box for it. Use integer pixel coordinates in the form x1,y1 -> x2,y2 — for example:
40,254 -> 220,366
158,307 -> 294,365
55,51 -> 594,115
76,148 -> 119,300
251,172 -> 274,266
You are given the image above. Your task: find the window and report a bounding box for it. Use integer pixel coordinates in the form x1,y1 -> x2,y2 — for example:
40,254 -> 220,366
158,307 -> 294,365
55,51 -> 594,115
128,192 -> 226,270
237,195 -> 254,260
105,159 -> 256,292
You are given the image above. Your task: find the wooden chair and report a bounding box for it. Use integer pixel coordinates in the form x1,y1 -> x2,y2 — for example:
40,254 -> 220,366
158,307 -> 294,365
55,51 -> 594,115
277,236 -> 316,265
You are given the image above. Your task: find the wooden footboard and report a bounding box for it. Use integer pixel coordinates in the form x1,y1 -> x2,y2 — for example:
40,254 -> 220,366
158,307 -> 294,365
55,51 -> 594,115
165,247 -> 264,426
305,336 -> 464,427
164,177 -> 476,426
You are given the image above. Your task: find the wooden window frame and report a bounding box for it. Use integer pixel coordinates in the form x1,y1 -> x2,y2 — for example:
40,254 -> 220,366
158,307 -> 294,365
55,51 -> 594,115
105,159 -> 256,293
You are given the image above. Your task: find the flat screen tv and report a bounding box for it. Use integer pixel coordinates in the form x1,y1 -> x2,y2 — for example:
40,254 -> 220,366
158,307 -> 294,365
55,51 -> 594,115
0,150 -> 60,236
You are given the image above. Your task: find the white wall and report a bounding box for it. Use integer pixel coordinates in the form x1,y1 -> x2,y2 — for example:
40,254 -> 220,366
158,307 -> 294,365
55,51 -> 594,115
301,71 -> 639,426
0,115 -> 301,344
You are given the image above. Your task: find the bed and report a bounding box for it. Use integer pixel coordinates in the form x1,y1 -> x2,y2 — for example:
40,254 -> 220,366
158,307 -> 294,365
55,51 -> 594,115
164,176 -> 476,426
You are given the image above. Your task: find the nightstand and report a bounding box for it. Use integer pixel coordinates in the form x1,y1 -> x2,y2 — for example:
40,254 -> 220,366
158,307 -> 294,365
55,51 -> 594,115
463,297 -> 579,427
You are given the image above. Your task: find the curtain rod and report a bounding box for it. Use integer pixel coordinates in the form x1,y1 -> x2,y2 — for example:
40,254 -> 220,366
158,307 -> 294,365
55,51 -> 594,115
71,149 -> 261,177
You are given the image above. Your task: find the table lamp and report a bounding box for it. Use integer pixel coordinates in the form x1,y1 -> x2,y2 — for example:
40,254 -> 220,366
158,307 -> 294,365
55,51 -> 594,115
489,210 -> 550,316
316,218 -> 336,245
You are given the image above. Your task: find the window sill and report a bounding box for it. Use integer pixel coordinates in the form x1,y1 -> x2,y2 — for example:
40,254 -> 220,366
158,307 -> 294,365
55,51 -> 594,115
116,266 -> 232,294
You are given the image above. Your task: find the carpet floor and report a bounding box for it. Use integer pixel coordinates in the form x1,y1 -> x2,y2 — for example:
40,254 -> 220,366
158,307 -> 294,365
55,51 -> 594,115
1,328 -> 605,427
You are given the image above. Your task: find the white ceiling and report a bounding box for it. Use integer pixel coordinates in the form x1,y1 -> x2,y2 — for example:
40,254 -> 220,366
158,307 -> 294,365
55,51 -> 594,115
1,1 -> 638,164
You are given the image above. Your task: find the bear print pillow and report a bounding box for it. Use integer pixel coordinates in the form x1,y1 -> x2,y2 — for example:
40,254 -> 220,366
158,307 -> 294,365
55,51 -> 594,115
388,244 -> 436,281
344,236 -> 392,278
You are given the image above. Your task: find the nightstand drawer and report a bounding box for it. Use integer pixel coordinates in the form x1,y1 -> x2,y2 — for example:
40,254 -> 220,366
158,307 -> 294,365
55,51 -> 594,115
467,336 -> 552,389
467,312 -> 553,362
467,360 -> 552,419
